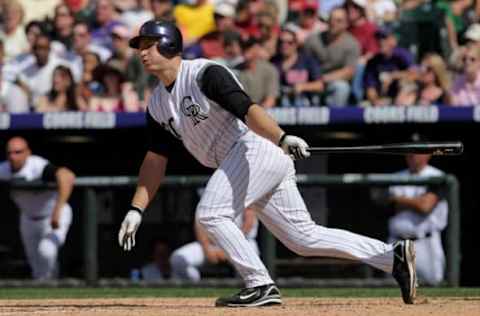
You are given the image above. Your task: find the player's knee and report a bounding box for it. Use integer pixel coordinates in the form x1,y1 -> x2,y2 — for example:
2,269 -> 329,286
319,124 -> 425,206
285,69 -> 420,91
195,207 -> 229,228
170,251 -> 188,270
38,239 -> 58,260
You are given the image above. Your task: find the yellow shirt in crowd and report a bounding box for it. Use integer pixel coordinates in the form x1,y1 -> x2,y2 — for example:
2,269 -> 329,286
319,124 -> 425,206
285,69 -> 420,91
174,3 -> 215,44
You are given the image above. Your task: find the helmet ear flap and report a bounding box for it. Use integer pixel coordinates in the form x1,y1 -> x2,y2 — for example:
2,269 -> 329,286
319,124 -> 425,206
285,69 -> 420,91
156,39 -> 163,55
156,36 -> 177,58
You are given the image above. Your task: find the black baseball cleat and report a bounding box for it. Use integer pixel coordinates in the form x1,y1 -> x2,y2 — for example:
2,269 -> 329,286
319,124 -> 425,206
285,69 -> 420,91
392,240 -> 417,304
215,283 -> 282,307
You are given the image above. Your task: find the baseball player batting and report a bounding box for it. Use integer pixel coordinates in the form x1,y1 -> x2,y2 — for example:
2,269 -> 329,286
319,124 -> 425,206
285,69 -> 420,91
118,20 -> 417,307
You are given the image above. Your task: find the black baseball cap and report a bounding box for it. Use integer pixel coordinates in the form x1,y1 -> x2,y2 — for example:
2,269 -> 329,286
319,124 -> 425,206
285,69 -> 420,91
240,37 -> 259,50
375,26 -> 395,39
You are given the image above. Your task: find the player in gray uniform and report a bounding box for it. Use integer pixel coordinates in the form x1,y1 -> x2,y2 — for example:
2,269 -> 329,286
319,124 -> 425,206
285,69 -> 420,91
118,20 -> 417,306
0,137 -> 75,280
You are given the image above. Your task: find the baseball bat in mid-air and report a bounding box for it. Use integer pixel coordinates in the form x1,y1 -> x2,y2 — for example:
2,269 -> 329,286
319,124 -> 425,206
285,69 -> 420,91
307,141 -> 464,156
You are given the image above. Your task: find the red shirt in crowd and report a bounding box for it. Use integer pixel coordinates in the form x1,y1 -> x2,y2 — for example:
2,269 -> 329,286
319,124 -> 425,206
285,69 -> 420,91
349,21 -> 379,56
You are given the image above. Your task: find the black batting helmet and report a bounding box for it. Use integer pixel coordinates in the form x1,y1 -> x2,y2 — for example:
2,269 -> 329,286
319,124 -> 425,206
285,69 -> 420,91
129,20 -> 183,57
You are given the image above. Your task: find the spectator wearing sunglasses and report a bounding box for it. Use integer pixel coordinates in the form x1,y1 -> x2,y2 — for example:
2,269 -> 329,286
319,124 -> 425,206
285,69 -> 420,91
273,28 -> 324,107
451,45 -> 480,106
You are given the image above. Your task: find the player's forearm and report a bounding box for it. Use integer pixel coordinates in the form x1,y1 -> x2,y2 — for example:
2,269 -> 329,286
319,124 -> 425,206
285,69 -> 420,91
245,104 -> 284,145
131,151 -> 167,210
322,66 -> 355,82
391,193 -> 438,215
54,167 -> 76,211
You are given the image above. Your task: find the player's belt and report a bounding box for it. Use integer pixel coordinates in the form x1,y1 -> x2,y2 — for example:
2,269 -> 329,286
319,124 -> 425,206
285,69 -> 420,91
395,232 -> 432,241
28,215 -> 50,221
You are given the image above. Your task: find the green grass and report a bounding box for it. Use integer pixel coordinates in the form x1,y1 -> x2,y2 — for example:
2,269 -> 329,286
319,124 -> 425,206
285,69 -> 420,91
0,287 -> 479,300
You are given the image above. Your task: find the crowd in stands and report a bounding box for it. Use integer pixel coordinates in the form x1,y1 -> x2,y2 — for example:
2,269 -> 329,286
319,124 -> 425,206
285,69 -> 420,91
0,0 -> 480,113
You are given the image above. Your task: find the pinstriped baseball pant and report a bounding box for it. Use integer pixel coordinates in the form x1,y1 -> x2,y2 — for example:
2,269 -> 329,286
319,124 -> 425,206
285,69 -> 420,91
196,131 -> 395,288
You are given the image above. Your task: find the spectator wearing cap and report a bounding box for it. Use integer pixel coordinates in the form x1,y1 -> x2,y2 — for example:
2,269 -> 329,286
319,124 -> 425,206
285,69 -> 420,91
90,0 -> 123,52
449,23 -> 480,72
17,34 -> 77,106
120,0 -> 154,32
0,0 -> 29,62
174,0 -> 216,47
284,0 -> 328,45
273,28 -> 324,107
183,1 -> 237,59
236,37 -> 280,108
345,0 -> 379,102
108,24 -> 151,102
304,6 -> 360,107
464,23 -> 480,48
214,31 -> 245,68
363,26 -> 415,106
0,41 -> 29,113
451,45 -> 480,106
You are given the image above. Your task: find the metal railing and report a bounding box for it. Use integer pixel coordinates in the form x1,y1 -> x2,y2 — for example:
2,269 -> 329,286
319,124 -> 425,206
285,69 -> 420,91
3,173 -> 461,286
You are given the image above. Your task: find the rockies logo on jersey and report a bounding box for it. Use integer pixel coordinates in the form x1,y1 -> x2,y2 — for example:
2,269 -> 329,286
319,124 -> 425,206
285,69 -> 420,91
181,96 -> 208,125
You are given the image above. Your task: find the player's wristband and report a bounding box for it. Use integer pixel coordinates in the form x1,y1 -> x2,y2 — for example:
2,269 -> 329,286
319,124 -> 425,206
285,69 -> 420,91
278,133 -> 287,147
129,205 -> 145,216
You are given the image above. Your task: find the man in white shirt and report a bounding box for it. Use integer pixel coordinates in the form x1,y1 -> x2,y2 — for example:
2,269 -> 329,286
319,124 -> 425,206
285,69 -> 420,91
0,137 -> 75,279
17,34 -> 77,106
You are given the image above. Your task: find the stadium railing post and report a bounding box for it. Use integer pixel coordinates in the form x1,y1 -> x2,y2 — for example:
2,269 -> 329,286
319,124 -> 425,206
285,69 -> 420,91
446,175 -> 461,287
83,187 -> 98,285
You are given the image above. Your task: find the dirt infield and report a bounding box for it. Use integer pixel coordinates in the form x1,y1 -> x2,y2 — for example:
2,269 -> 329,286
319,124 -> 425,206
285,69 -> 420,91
1,297 -> 479,316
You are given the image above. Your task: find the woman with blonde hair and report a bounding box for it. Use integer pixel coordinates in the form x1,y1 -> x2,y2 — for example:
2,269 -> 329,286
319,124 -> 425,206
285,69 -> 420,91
417,53 -> 452,105
394,53 -> 451,106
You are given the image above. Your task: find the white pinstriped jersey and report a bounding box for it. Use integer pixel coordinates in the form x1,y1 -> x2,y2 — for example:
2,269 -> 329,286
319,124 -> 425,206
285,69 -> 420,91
147,59 -> 249,168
